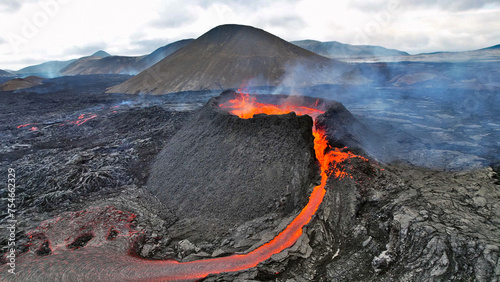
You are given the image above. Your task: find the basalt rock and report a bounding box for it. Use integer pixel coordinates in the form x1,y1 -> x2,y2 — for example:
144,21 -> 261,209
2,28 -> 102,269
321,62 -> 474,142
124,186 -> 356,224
147,91 -> 320,236
209,162 -> 500,281
315,102 -> 401,163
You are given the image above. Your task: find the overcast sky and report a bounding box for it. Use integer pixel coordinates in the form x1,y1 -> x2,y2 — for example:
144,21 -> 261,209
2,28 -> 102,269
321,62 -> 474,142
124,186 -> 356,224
1,0 -> 499,70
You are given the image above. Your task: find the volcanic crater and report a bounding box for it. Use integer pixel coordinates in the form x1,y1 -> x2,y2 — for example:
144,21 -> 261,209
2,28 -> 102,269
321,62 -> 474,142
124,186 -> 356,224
147,90 -> 363,240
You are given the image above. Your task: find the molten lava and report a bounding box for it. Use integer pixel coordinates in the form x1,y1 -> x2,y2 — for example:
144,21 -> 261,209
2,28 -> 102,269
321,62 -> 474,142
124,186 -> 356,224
220,89 -> 361,180
17,113 -> 98,131
142,92 -> 366,280
219,91 -> 325,120
17,123 -> 37,129
69,113 -> 98,126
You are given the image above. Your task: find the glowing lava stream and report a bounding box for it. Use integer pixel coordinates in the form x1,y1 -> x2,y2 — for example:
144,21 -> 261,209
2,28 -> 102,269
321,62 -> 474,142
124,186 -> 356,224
128,93 -> 360,281
123,110 -> 358,281
12,92 -> 363,281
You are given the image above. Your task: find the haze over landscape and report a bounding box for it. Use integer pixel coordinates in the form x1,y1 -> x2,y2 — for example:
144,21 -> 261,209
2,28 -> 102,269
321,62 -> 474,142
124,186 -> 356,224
0,1 -> 499,281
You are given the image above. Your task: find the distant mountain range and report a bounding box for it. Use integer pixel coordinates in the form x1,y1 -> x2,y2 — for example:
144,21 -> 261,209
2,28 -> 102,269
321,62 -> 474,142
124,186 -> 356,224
394,44 -> 500,63
481,44 -> 500,50
15,59 -> 76,77
60,39 -> 194,76
12,39 -> 193,78
7,27 -> 499,81
291,40 -> 409,60
3,24 -> 499,95
0,69 -> 13,77
292,40 -> 500,63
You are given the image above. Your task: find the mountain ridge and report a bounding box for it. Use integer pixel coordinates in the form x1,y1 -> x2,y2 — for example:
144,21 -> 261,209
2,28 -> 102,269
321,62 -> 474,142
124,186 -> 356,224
60,40 -> 193,76
107,24 -> 342,95
292,39 -> 409,60
0,69 -> 13,77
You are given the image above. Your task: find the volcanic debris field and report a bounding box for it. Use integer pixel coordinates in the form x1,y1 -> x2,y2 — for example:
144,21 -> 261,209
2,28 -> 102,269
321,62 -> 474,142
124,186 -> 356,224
0,74 -> 499,281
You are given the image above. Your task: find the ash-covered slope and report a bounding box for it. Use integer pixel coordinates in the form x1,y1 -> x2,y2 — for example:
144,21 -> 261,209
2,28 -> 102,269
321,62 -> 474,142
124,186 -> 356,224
135,39 -> 194,70
147,91 -> 319,230
107,24 -> 339,94
0,75 -> 45,91
60,55 -> 108,76
63,55 -> 143,75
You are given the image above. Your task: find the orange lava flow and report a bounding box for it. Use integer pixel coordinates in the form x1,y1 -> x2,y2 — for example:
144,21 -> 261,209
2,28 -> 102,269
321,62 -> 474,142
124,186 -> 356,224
219,91 -> 325,120
139,122 -> 357,281
135,91 -> 363,281
9,91 -> 366,281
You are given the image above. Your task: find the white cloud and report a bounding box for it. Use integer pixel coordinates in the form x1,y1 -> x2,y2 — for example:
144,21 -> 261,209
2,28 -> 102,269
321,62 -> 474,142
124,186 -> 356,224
0,0 -> 499,70
0,0 -> 38,12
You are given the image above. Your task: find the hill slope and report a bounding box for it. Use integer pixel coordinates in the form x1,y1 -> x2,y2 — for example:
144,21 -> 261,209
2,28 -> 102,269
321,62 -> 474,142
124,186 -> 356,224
0,76 -> 45,91
0,69 -> 13,77
403,44 -> 500,62
292,40 -> 408,60
62,56 -> 143,75
15,60 -> 75,77
107,24 -> 339,94
136,39 -> 194,70
60,40 -> 193,76
60,52 -> 111,75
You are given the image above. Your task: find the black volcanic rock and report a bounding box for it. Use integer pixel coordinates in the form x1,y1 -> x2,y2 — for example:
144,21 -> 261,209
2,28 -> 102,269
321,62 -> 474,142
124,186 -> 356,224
1,81 -> 498,281
147,91 -> 319,230
107,24 -> 341,94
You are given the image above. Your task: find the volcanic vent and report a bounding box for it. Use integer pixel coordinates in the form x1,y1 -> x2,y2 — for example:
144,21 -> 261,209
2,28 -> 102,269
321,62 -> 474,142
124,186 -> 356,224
147,90 -> 366,237
147,91 -> 320,233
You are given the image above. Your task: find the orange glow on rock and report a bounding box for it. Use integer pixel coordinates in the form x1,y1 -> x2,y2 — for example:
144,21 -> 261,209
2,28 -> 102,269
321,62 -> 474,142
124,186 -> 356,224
159,89 -> 369,280
136,92 -> 367,280
219,89 -> 325,120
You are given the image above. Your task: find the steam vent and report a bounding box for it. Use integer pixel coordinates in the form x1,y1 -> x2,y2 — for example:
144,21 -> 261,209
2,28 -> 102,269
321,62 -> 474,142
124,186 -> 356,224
148,91 -> 320,231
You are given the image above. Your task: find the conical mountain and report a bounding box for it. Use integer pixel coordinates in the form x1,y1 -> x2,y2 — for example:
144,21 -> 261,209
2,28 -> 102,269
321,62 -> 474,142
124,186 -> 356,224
107,24 -> 337,94
91,50 -> 111,57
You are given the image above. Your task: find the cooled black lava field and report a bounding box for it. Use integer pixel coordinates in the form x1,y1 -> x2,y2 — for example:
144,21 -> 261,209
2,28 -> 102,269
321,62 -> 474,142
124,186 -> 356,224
0,74 -> 499,281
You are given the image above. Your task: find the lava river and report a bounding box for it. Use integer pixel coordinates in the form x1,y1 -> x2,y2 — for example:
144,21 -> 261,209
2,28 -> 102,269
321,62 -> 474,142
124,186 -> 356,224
6,91 -> 365,282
